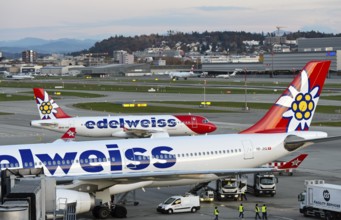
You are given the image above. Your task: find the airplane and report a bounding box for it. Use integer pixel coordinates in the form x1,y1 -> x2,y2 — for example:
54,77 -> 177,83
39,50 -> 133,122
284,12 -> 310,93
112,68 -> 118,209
215,69 -> 242,79
0,60 -> 337,218
169,65 -> 195,80
263,153 -> 308,175
30,88 -> 217,138
0,71 -> 35,80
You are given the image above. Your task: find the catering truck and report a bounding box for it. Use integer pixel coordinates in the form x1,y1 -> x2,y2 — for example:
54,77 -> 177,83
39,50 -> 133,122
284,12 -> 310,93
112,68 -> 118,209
157,194 -> 200,214
208,175 -> 247,201
244,173 -> 277,197
298,180 -> 341,220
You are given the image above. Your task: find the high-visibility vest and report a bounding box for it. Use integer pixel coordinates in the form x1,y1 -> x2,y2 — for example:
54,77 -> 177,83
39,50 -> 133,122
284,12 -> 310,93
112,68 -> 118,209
214,209 -> 219,215
262,206 -> 267,213
239,205 -> 244,212
255,206 -> 260,212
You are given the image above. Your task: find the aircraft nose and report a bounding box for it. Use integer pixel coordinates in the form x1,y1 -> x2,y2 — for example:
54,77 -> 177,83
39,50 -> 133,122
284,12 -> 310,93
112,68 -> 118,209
209,123 -> 217,132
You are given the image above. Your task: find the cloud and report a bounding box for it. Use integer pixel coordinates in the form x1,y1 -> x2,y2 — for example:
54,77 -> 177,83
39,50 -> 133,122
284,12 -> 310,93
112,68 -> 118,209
195,6 -> 250,11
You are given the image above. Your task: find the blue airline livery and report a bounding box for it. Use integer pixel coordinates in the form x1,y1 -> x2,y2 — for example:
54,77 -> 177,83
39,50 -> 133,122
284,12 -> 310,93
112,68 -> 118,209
2,61 -> 339,218
30,88 -> 217,138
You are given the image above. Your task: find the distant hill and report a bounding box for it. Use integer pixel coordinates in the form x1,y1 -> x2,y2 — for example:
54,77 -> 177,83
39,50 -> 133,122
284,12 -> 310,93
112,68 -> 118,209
0,38 -> 97,56
76,30 -> 341,56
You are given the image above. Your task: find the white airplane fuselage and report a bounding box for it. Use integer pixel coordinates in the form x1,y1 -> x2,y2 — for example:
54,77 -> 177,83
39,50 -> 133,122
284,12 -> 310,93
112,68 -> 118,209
31,115 -> 214,137
169,71 -> 194,79
0,131 -> 326,188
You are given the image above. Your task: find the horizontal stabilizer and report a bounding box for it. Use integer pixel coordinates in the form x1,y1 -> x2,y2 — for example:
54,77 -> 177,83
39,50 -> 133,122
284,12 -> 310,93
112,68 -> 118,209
284,135 -> 341,152
277,154 -> 308,169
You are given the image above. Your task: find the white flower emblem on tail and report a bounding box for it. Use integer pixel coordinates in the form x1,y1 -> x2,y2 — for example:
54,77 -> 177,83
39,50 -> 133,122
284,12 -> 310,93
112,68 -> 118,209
36,91 -> 59,119
275,70 -> 319,132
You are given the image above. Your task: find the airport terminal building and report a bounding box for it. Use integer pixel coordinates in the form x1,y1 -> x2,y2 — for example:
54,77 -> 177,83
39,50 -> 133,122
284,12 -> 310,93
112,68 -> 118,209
202,37 -> 341,75
70,63 -> 151,77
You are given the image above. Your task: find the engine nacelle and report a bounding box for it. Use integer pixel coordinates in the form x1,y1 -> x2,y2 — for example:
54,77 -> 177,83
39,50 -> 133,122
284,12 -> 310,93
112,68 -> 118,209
56,189 -> 95,214
112,131 -> 132,138
109,181 -> 153,194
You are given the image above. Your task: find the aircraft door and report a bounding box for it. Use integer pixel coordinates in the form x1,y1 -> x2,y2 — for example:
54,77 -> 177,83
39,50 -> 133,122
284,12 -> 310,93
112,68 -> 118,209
191,116 -> 198,128
242,140 -> 254,159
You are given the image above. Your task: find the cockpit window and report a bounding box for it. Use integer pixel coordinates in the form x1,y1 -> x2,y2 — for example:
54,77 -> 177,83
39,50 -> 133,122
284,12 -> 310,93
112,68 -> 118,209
202,119 -> 209,123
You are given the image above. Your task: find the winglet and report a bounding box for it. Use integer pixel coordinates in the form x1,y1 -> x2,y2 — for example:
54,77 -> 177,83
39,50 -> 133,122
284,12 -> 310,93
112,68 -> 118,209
33,88 -> 71,120
61,128 -> 76,141
278,154 -> 308,169
240,61 -> 331,134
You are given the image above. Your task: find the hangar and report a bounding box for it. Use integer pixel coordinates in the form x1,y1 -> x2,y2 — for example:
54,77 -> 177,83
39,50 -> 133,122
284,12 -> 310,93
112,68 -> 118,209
70,63 -> 151,78
202,37 -> 341,76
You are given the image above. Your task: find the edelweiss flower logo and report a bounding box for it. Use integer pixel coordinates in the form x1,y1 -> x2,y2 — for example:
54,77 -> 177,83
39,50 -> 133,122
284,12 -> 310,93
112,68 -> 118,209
276,70 -> 319,132
36,91 -> 59,119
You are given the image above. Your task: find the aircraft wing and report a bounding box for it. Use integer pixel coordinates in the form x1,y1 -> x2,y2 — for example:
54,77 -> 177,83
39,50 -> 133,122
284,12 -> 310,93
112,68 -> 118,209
55,167 -> 275,183
122,127 -> 169,138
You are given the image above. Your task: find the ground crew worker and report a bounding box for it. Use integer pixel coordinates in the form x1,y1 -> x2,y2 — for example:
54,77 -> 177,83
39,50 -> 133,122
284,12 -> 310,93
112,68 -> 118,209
241,191 -> 247,201
239,203 -> 244,219
262,204 -> 267,220
214,206 -> 219,220
255,204 -> 261,219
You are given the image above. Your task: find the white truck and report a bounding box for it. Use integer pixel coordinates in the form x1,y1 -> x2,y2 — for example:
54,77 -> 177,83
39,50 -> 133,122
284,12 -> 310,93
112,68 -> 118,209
298,180 -> 341,220
199,189 -> 214,202
208,175 -> 247,201
156,194 -> 200,214
244,173 -> 277,197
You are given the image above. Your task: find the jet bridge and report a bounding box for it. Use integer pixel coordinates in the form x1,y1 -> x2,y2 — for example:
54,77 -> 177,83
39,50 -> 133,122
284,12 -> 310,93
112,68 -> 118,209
0,168 -> 76,220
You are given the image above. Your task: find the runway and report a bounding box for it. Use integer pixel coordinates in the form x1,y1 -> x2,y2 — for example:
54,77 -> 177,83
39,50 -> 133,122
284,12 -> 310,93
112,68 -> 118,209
0,78 -> 341,219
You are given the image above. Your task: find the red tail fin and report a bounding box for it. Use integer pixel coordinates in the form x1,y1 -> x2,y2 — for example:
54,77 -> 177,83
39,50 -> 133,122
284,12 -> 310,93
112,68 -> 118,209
33,88 -> 71,120
240,61 -> 331,134
278,154 -> 308,169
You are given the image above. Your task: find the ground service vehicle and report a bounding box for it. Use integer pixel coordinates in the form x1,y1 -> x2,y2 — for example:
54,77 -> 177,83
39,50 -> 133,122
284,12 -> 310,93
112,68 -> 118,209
199,189 -> 214,202
157,194 -> 200,214
245,173 -> 277,196
298,180 -> 341,220
208,175 -> 247,200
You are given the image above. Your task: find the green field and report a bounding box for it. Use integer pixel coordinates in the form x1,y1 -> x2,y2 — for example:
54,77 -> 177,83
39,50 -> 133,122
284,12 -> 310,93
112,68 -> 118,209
151,101 -> 341,114
21,90 -> 105,98
73,102 -> 236,113
0,81 -> 282,95
0,93 -> 33,101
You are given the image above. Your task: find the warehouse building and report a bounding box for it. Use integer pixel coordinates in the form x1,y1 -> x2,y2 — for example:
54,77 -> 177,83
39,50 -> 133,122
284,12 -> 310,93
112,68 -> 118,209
202,37 -> 341,75
71,63 -> 151,77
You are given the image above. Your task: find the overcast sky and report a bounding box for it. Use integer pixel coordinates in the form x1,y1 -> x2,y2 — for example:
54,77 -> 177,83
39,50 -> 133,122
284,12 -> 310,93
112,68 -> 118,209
1,0 -> 340,41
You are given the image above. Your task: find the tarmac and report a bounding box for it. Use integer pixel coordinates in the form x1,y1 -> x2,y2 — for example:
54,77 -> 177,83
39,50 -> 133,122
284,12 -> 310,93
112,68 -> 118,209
0,76 -> 341,219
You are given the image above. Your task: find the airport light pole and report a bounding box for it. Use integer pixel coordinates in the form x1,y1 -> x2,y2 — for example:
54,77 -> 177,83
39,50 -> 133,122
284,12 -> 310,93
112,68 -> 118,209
244,68 -> 248,111
203,80 -> 206,107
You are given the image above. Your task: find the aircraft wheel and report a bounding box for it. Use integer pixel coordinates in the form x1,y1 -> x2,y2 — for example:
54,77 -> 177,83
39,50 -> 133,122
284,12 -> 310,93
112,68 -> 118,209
97,207 -> 111,219
92,206 -> 100,218
111,205 -> 127,218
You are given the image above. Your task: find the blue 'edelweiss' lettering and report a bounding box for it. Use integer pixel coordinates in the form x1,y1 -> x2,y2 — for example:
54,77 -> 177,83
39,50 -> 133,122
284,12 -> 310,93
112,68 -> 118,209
0,145 -> 177,176
84,117 -> 177,129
